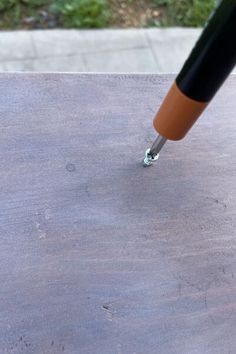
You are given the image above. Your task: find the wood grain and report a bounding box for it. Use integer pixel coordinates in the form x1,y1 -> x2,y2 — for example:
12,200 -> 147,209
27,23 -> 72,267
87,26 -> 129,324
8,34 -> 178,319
0,73 -> 236,354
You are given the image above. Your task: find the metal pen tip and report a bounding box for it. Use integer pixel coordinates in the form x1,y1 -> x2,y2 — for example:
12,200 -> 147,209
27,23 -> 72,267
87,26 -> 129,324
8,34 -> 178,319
143,134 -> 167,167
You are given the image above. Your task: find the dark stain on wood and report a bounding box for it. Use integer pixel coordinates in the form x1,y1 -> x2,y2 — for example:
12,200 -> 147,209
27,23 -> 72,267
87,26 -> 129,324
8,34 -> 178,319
0,73 -> 236,354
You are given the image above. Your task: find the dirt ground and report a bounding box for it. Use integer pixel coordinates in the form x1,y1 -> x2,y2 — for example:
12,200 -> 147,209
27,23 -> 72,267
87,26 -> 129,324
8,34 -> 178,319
109,0 -> 164,28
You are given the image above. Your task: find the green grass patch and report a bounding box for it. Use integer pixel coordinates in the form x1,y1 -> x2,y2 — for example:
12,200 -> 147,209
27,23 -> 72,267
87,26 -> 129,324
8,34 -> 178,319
153,0 -> 216,27
51,0 -> 110,28
0,0 -> 110,29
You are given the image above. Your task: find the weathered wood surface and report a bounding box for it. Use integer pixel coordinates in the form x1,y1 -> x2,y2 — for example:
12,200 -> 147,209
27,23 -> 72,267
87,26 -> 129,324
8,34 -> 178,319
0,73 -> 236,354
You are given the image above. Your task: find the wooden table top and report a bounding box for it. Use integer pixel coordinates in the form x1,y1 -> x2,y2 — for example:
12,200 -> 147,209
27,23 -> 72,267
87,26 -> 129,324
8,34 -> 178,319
0,73 -> 236,354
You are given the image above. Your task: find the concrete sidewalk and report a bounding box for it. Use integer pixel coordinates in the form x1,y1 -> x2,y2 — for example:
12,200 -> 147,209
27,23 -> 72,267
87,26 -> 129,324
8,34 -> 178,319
0,28 -> 203,73
1,28 -> 236,73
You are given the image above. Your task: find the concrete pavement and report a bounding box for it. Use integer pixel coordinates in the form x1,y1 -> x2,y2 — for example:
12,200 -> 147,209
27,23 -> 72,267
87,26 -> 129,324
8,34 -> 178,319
1,28 -> 236,73
0,28 -> 202,73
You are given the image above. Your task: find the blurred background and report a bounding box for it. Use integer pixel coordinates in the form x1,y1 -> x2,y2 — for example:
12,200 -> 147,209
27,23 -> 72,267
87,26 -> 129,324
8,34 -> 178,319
0,0 -> 228,73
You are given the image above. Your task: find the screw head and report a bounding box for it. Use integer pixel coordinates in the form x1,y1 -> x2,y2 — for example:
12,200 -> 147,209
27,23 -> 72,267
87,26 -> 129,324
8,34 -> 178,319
143,148 -> 159,167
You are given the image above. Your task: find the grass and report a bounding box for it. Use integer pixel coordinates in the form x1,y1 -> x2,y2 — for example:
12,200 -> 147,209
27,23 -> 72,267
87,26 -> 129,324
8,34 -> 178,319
0,0 -> 110,29
51,0 -> 110,28
153,0 -> 216,27
0,0 -> 216,30
0,0 -> 50,29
